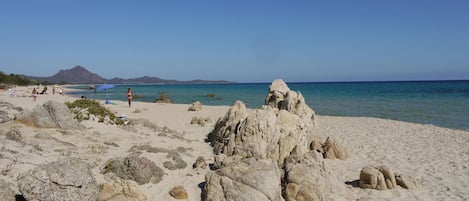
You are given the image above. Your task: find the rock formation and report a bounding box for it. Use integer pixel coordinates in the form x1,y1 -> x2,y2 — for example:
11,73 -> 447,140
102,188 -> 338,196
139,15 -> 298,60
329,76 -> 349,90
102,156 -> 164,185
155,92 -> 173,103
205,79 -> 351,200
265,79 -> 317,127
359,165 -> 418,190
16,100 -> 82,129
310,137 -> 348,160
17,157 -> 99,201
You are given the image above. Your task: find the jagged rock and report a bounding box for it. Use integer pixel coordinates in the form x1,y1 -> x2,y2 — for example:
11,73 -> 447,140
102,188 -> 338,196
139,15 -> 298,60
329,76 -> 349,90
359,165 -> 402,191
16,100 -> 82,129
17,157 -> 99,201
205,80 -> 353,201
0,101 -> 23,123
98,178 -> 147,201
188,101 -> 202,111
102,156 -> 164,185
155,92 -> 173,103
310,137 -> 348,160
265,79 -> 317,127
208,103 -> 312,167
169,186 -> 188,200
284,152 -> 353,201
0,179 -> 15,201
193,156 -> 207,169
395,174 -> 419,190
205,158 -> 284,201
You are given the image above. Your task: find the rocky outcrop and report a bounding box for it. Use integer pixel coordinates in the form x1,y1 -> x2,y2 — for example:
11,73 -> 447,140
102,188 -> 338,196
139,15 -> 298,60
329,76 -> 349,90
188,101 -> 202,111
17,157 -> 99,201
102,156 -> 164,185
169,186 -> 188,200
205,79 -> 352,201
16,100 -> 82,129
98,178 -> 147,201
0,179 -> 15,201
0,101 -> 22,124
208,103 -> 313,167
265,79 -> 317,127
284,152 -> 353,201
359,165 -> 417,190
155,92 -> 173,104
205,158 -> 284,201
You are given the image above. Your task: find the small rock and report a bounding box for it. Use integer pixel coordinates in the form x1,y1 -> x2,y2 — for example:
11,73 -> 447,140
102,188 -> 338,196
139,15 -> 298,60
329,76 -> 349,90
193,156 -> 207,169
169,185 -> 188,200
395,174 -> 419,190
188,101 -> 202,111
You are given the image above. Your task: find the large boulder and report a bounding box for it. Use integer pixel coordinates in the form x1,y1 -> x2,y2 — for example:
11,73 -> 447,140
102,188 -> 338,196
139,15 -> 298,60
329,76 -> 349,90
284,152 -> 353,201
205,158 -> 284,201
208,103 -> 313,167
98,178 -> 147,201
17,157 -> 99,201
16,100 -> 82,129
102,156 -> 164,185
0,101 -> 23,124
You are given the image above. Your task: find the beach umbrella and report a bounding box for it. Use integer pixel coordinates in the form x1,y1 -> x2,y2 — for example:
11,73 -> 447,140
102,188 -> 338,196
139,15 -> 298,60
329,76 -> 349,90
97,84 -> 114,101
97,84 -> 115,91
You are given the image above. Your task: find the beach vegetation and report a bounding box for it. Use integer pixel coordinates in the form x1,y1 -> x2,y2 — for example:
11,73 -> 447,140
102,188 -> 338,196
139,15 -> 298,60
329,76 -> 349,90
65,99 -> 124,125
0,71 -> 54,86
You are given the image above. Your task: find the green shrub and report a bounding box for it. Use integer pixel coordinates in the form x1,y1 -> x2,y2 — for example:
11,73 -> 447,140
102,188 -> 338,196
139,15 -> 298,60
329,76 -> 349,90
66,99 -> 124,125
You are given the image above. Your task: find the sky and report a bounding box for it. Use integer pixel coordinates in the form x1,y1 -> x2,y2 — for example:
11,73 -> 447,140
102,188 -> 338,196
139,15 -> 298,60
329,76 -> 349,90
1,0 -> 468,83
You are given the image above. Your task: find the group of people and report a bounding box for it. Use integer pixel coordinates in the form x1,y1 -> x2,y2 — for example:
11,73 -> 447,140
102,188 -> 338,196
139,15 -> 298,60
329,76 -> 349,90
31,86 -> 64,101
31,85 -> 133,108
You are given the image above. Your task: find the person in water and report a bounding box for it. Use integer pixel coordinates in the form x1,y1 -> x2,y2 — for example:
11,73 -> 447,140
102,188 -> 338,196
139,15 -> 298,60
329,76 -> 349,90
127,88 -> 132,107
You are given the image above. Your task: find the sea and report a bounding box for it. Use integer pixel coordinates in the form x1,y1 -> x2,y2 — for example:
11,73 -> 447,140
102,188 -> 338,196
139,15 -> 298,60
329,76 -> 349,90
68,80 -> 469,131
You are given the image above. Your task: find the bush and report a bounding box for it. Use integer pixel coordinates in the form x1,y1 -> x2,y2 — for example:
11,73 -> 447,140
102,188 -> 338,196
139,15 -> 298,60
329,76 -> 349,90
65,99 -> 124,125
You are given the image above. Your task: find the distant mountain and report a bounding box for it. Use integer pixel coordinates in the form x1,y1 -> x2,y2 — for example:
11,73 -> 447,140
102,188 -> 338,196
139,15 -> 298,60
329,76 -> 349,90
25,66 -> 234,84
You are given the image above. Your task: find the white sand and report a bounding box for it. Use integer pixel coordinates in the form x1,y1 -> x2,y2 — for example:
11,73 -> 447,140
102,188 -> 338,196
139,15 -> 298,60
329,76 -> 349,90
0,86 -> 468,201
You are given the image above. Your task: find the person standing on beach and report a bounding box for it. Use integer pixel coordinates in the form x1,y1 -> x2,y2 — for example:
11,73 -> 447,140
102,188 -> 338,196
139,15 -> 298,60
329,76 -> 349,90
127,88 -> 133,107
32,88 -> 37,101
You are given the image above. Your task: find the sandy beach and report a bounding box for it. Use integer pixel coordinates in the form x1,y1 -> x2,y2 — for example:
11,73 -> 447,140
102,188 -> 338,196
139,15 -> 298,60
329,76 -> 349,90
1,85 -> 468,201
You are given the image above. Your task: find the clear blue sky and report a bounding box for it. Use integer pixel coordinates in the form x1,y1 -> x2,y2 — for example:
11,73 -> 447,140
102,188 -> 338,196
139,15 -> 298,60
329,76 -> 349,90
1,0 -> 468,82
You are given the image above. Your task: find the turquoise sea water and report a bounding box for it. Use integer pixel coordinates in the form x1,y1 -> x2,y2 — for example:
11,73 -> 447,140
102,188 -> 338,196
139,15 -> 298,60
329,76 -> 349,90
69,81 -> 469,131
